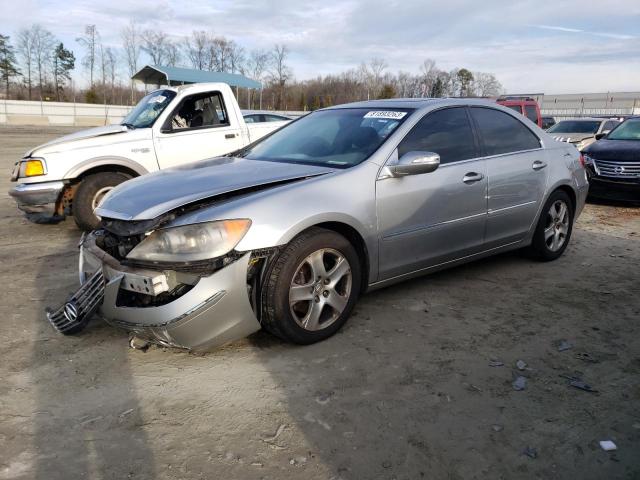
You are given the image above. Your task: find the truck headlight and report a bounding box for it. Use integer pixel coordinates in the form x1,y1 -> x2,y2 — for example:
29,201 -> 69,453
126,219 -> 251,263
20,158 -> 46,177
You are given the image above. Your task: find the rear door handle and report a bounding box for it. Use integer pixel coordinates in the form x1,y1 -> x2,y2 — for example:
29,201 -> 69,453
532,160 -> 547,171
225,133 -> 237,139
462,172 -> 484,184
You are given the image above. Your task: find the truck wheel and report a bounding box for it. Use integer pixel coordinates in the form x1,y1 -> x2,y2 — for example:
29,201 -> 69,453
73,172 -> 130,231
262,227 -> 361,345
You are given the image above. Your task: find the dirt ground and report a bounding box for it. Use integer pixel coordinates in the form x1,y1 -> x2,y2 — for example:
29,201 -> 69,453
0,125 -> 639,480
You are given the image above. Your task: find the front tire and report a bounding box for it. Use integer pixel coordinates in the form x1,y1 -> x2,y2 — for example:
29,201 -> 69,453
526,190 -> 574,261
262,227 -> 361,345
73,172 -> 130,231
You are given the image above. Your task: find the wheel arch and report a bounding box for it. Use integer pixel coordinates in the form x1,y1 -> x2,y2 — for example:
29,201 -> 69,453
64,156 -> 149,181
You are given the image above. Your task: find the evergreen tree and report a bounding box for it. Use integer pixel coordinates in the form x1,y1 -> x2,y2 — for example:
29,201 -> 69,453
52,43 -> 75,101
0,34 -> 20,98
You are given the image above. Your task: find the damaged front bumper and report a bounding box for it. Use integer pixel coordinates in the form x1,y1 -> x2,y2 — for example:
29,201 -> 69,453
49,233 -> 262,351
9,180 -> 65,222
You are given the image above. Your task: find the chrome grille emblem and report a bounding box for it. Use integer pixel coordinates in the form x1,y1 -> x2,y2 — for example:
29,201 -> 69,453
63,302 -> 79,322
614,166 -> 624,174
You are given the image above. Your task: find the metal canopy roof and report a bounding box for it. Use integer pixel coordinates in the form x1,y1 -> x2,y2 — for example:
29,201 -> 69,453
132,65 -> 261,89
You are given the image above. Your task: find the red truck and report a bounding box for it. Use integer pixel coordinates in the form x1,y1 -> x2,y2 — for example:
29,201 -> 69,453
497,96 -> 542,128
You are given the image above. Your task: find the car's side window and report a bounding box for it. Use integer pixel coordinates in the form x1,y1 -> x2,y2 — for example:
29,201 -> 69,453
169,92 -> 229,131
603,120 -> 619,132
524,105 -> 538,123
397,107 -> 477,164
470,107 -> 541,156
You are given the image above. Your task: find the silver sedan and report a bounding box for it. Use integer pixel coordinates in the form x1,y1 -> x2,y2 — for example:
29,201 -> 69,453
47,98 -> 589,350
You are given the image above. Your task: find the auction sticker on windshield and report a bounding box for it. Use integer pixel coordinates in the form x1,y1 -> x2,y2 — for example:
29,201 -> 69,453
364,111 -> 407,120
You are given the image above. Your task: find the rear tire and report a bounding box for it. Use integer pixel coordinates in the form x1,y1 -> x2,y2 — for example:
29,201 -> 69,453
73,172 -> 130,231
526,190 -> 574,261
262,227 -> 361,345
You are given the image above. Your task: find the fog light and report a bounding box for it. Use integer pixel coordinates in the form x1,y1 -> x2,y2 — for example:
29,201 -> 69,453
24,159 -> 45,177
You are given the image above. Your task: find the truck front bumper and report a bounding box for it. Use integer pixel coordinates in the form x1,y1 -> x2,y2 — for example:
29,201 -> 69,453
77,235 -> 261,351
9,181 -> 65,222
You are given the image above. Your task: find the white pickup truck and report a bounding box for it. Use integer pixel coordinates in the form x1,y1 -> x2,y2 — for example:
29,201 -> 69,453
9,83 -> 289,230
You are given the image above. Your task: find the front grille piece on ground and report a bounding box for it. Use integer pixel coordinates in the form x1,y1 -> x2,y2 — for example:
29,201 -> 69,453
45,269 -> 105,335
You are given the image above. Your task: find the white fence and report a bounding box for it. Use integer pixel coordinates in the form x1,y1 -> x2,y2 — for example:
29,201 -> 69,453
0,99 -> 132,126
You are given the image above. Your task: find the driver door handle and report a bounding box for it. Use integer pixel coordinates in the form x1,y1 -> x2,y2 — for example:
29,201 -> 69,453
462,172 -> 484,184
532,160 -> 547,171
225,133 -> 237,139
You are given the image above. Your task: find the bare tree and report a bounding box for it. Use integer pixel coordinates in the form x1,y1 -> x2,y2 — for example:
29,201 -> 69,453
16,28 -> 34,99
247,49 -> 269,108
419,58 -> 438,96
31,25 -> 56,100
228,40 -> 245,74
268,44 -> 292,109
185,30 -> 209,70
141,30 -> 167,66
473,72 -> 503,97
121,21 -> 141,104
165,41 -> 180,67
76,24 -> 99,87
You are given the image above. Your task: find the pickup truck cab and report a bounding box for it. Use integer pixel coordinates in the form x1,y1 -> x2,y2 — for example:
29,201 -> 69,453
9,82 -> 288,230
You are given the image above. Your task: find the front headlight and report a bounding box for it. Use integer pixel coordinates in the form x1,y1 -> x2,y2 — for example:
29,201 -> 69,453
127,219 -> 251,263
19,158 -> 46,177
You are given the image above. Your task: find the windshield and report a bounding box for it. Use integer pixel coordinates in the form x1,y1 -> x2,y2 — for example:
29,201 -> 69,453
548,120 -> 600,134
121,90 -> 176,128
606,119 -> 640,140
242,108 -> 412,167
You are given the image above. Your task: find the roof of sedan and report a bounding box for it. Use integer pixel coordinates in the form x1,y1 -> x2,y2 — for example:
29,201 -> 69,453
328,97 -> 498,110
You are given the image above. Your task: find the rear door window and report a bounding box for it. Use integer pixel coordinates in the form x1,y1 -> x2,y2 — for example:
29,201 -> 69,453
470,107 -> 541,156
398,107 -> 477,164
524,105 -> 538,123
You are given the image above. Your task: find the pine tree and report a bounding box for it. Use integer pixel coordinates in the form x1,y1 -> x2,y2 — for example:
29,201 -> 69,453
0,34 -> 20,98
52,43 -> 75,101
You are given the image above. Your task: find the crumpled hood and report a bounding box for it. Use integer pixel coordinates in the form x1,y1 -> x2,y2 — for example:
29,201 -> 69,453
96,157 -> 336,221
583,139 -> 640,161
26,124 -> 129,157
551,133 -> 593,144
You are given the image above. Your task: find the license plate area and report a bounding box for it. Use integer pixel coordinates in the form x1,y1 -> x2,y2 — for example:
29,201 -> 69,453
115,269 -> 170,296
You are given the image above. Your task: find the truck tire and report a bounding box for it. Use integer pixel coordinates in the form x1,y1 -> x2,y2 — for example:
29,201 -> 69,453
262,227 -> 361,345
73,172 -> 130,231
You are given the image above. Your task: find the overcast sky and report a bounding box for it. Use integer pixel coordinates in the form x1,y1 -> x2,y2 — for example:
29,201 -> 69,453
1,0 -> 638,93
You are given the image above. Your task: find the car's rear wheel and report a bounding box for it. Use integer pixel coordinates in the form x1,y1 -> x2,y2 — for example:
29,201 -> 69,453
526,190 -> 574,261
262,227 -> 361,344
73,172 -> 130,231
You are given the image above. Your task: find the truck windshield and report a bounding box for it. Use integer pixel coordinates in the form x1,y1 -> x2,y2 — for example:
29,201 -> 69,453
242,108 -> 412,168
606,119 -> 640,140
548,120 -> 600,134
121,90 -> 176,128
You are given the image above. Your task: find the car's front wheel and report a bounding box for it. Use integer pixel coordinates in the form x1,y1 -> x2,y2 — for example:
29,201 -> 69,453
526,189 -> 574,261
262,227 -> 361,344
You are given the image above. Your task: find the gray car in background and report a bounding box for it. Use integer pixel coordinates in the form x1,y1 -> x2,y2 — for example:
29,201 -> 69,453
47,98 -> 589,351
548,117 -> 622,151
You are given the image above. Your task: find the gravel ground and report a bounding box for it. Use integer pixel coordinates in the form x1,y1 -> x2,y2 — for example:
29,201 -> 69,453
0,125 -> 639,480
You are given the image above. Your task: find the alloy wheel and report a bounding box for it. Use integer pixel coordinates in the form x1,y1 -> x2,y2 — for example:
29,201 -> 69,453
544,200 -> 570,252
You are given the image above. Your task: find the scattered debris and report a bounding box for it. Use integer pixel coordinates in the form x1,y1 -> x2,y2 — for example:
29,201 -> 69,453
491,424 -> 504,432
557,340 -> 573,352
261,424 -> 287,443
315,391 -> 334,405
574,352 -> 599,363
118,408 -> 134,418
516,360 -> 527,371
560,374 -> 599,393
489,360 -> 504,367
522,446 -> 538,459
512,376 -> 527,391
250,462 -> 263,467
382,460 -> 392,469
129,335 -> 150,351
599,440 -> 617,451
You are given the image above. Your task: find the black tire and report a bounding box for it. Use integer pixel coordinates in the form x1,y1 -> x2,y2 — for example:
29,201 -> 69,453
526,190 -> 574,261
262,227 -> 362,345
73,172 -> 130,231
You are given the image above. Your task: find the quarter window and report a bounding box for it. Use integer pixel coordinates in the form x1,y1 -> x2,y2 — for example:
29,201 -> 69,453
397,107 -> 477,164
470,107 -> 540,156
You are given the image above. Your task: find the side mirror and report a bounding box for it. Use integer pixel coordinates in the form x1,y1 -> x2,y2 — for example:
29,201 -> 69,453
390,151 -> 440,177
595,132 -> 607,140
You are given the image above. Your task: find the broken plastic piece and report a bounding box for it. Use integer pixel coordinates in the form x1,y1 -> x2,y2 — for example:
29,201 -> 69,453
512,376 -> 526,391
599,440 -> 617,451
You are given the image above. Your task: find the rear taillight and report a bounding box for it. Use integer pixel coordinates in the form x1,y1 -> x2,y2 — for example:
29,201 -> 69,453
579,154 -> 585,168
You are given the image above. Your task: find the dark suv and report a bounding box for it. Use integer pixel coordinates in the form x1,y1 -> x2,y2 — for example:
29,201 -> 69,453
583,116 -> 640,202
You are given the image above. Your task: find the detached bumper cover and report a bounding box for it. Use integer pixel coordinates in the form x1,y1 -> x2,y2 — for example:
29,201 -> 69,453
77,236 -> 261,350
9,181 -> 64,218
